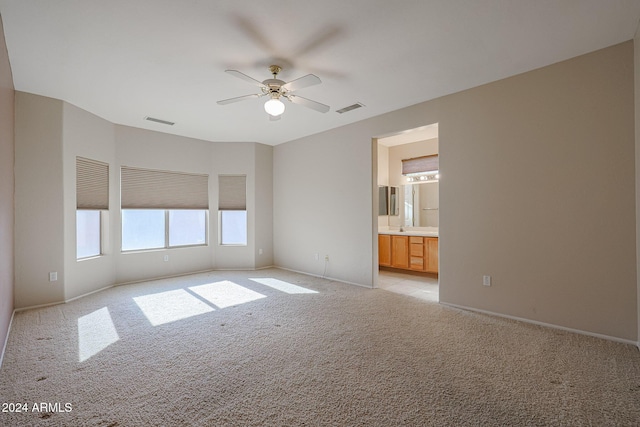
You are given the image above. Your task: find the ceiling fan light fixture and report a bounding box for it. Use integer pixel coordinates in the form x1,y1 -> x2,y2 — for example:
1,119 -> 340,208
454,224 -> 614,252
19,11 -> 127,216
264,97 -> 285,116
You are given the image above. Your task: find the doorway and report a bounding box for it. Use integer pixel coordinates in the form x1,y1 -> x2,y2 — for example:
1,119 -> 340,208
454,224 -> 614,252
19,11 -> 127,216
374,123 -> 439,301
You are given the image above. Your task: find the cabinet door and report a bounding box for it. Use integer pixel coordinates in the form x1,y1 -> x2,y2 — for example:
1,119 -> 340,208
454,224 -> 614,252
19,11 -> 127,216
426,238 -> 439,273
391,236 -> 409,269
378,234 -> 391,266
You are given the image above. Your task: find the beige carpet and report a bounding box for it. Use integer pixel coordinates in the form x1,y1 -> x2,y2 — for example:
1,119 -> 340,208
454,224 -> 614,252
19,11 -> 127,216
1,268 -> 639,426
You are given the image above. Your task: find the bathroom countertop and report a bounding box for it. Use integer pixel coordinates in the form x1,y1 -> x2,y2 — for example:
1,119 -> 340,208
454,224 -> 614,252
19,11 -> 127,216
378,228 -> 438,237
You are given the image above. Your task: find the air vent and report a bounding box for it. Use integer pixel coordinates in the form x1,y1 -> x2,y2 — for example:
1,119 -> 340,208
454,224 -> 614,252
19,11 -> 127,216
335,102 -> 365,114
144,116 -> 175,126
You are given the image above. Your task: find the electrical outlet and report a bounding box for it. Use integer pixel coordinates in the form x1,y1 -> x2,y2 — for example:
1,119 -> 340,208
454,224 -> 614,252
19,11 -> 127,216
49,272 -> 57,282
325,255 -> 329,262
483,275 -> 491,286
163,255 -> 169,262
259,248 -> 263,255
315,253 -> 319,261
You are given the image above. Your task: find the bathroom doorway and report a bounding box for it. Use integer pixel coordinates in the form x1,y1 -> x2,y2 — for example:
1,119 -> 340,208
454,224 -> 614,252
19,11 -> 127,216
374,123 -> 439,301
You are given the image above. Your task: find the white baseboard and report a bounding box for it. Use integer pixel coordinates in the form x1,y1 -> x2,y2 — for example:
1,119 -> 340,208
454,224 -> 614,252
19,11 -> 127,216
276,266 -> 372,289
441,301 -> 638,347
0,310 -> 15,369
14,300 -> 64,312
64,284 -> 115,303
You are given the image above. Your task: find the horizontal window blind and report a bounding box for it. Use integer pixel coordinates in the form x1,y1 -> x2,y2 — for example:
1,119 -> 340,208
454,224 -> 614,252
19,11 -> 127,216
218,175 -> 246,210
402,155 -> 439,175
77,157 -> 109,210
121,166 -> 209,209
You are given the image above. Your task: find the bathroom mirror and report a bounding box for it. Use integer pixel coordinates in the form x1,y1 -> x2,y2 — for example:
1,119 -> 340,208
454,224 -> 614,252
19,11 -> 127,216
389,186 -> 399,216
403,182 -> 439,227
378,186 -> 400,216
378,186 -> 389,215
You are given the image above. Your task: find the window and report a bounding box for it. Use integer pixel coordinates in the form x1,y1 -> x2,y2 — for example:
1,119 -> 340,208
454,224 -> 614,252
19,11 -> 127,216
220,211 -> 247,245
76,210 -> 101,258
121,209 -> 165,251
120,166 -> 209,252
169,209 -> 207,247
76,157 -> 109,259
218,175 -> 247,245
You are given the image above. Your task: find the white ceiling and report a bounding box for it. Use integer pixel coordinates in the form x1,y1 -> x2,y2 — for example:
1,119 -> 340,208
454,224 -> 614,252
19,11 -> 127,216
1,1 -> 640,146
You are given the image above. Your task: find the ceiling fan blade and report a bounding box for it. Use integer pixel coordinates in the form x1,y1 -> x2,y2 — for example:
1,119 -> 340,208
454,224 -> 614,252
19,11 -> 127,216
217,93 -> 262,105
225,70 -> 267,88
269,114 -> 281,121
281,74 -> 321,92
286,94 -> 330,113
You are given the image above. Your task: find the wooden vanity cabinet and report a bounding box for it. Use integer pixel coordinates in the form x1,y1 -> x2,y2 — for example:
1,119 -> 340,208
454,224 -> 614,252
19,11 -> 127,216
379,234 -> 438,274
378,234 -> 391,266
425,237 -> 439,273
391,235 -> 409,269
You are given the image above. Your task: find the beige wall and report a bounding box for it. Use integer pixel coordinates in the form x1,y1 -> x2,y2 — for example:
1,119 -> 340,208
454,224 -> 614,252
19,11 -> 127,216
0,14 -> 14,359
635,27 -> 640,347
274,41 -> 637,342
14,92 -> 65,308
439,41 -> 635,341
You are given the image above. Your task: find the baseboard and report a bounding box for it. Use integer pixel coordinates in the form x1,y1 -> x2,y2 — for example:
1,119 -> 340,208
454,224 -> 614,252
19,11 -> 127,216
114,268 -> 218,288
276,266 -> 372,289
13,285 -> 116,313
14,300 -> 64,312
213,265 -> 275,271
0,310 -> 15,369
65,284 -> 115,303
441,301 -> 638,347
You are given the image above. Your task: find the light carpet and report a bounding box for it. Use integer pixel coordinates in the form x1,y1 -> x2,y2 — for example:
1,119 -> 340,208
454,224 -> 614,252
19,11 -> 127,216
1,268 -> 639,426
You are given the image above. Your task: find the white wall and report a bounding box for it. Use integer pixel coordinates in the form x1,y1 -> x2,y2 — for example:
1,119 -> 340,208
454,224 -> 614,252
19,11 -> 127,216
14,95 -> 274,307
274,126 -> 375,285
274,41 -> 637,342
388,138 -> 438,188
210,141 -> 259,270
377,143 -> 389,229
63,102 -> 116,300
387,138 -> 438,228
0,14 -> 14,354
114,125 -> 215,284
254,142 -> 274,269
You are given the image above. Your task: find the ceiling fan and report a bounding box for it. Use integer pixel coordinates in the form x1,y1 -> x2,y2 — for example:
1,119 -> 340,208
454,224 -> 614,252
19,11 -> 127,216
217,65 -> 330,120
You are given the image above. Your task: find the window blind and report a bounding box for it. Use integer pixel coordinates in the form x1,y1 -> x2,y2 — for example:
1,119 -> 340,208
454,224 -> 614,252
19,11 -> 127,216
402,155 -> 439,175
121,166 -> 209,209
218,175 -> 246,210
77,157 -> 109,210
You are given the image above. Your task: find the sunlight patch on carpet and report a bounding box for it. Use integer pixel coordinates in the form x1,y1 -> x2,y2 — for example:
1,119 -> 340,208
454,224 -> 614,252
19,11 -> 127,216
133,289 -> 214,326
188,280 -> 266,309
249,278 -> 318,294
78,307 -> 120,362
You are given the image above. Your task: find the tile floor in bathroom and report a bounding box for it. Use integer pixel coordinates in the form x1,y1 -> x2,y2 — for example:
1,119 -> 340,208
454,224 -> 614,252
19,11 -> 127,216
377,269 -> 439,302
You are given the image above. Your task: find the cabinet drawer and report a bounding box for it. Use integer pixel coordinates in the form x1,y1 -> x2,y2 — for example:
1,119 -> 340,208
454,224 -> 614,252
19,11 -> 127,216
410,243 -> 423,257
410,256 -> 424,270
409,236 -> 423,244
